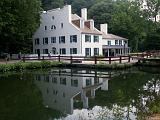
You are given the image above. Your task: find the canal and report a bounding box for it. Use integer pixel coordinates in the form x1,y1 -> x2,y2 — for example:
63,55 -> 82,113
0,67 -> 160,120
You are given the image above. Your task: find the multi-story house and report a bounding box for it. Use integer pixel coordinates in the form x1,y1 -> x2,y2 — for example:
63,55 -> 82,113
33,5 -> 130,57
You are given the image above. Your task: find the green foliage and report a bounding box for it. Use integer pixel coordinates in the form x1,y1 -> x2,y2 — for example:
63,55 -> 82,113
96,62 -> 133,69
41,0 -> 64,10
0,74 -> 64,120
0,0 -> 42,53
0,61 -> 63,73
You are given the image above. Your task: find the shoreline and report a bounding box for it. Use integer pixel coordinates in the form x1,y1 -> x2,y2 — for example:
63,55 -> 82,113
0,60 -> 136,73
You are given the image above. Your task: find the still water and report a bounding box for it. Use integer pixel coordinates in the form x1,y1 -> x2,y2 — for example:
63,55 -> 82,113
0,67 -> 160,120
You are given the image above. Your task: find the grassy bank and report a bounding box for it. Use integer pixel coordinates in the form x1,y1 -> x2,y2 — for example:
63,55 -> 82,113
0,61 -> 63,73
64,62 -> 135,70
0,61 -> 136,73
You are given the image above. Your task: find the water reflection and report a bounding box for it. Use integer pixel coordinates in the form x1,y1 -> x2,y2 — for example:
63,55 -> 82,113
33,68 -> 160,120
34,69 -> 112,115
0,67 -> 160,120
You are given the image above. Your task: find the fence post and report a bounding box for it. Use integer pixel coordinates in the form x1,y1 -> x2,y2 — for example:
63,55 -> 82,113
58,55 -> 60,62
22,57 -> 25,62
119,56 -> 122,63
128,55 -> 130,63
70,56 -> 72,64
109,57 -> 111,64
94,56 -> 97,64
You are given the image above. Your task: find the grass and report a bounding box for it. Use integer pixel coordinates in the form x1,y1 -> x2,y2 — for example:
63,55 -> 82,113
0,61 -> 63,73
95,62 -> 134,69
0,60 -> 135,73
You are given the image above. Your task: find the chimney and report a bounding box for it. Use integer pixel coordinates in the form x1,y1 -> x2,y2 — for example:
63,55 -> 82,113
81,8 -> 87,20
100,24 -> 108,34
63,5 -> 72,23
90,20 -> 94,30
80,19 -> 84,28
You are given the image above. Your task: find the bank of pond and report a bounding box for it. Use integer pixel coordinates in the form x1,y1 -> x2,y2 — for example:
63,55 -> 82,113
0,67 -> 160,120
0,60 -> 135,73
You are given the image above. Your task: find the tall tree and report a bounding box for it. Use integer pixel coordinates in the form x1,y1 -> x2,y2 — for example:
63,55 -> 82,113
0,0 -> 41,53
88,0 -> 115,28
142,0 -> 160,22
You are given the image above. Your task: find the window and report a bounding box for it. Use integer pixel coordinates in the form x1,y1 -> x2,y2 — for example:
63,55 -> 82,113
52,77 -> 57,84
43,49 -> 48,54
60,78 -> 66,85
94,36 -> 99,42
51,37 -> 56,43
71,79 -> 78,87
52,47 -> 56,54
85,35 -> 91,42
43,37 -> 48,44
70,35 -> 77,43
94,48 -> 99,56
115,40 -> 118,45
35,49 -> 40,54
61,23 -> 63,28
45,26 -> 47,30
35,38 -> 40,45
86,78 -> 92,86
59,36 -> 65,43
85,48 -> 91,56
60,48 -> 66,54
70,48 -> 77,54
51,25 -> 56,30
52,16 -> 54,20
44,76 -> 49,82
107,41 -> 111,46
119,40 -> 122,46
35,75 -> 41,81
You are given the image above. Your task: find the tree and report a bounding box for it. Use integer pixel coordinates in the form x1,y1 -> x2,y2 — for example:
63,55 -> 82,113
145,0 -> 160,22
41,0 -> 64,10
0,0 -> 42,53
88,0 -> 115,28
110,0 -> 149,52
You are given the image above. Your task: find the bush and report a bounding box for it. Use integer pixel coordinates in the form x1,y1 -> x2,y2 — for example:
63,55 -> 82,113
0,61 -> 64,73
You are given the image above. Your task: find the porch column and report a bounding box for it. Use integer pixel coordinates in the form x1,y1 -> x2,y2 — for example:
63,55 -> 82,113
81,90 -> 88,109
107,49 -> 109,57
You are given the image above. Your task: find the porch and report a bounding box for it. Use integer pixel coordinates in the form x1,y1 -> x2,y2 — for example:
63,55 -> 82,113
103,45 -> 130,57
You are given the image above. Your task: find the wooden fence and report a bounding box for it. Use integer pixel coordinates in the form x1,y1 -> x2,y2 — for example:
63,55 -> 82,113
20,50 -> 160,65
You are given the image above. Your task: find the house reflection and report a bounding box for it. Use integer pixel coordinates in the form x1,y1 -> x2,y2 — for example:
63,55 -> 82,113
34,69 -> 114,114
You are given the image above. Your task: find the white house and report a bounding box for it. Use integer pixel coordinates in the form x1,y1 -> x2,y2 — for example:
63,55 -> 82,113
33,5 -> 130,57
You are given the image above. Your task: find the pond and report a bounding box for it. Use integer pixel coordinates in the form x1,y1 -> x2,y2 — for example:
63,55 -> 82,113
0,67 -> 160,120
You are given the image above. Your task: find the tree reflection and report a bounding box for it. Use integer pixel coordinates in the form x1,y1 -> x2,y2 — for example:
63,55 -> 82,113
89,68 -> 160,119
0,73 -> 63,120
